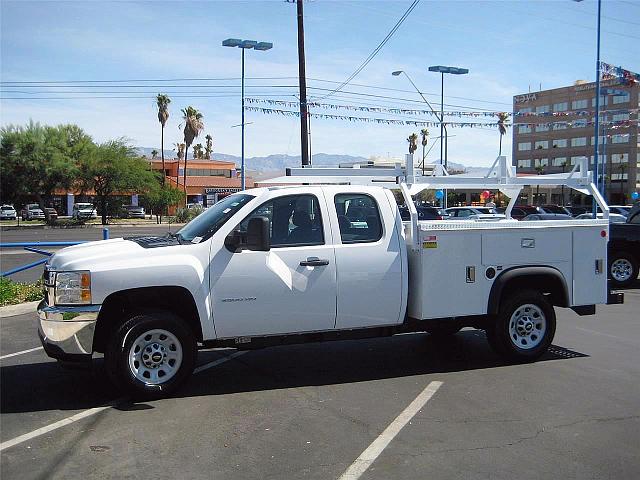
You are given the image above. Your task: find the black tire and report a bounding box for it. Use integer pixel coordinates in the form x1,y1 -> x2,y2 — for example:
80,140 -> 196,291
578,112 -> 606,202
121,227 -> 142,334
609,251 -> 638,288
105,311 -> 197,400
486,289 -> 556,361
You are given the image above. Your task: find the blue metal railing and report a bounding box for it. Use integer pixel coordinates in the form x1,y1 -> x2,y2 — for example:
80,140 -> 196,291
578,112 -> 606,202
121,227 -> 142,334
0,228 -> 109,277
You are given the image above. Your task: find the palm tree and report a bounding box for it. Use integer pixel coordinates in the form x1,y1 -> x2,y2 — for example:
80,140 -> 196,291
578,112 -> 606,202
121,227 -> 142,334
156,94 -> 171,185
407,133 -> 418,155
420,129 -> 429,172
205,134 -> 213,160
181,106 -> 205,201
151,149 -> 158,159
193,144 -> 203,159
535,164 -> 545,205
497,112 -> 510,156
175,142 -> 185,160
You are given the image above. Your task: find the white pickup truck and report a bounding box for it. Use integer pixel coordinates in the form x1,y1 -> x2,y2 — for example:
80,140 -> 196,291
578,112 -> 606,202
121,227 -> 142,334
38,156 -> 623,398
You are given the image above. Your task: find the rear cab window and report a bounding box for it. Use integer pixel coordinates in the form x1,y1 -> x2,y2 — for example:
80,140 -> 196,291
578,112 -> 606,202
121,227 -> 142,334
334,193 -> 383,243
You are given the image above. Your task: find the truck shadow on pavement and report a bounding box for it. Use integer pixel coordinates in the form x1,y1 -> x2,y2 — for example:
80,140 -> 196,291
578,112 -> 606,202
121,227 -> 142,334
1,330 -> 587,414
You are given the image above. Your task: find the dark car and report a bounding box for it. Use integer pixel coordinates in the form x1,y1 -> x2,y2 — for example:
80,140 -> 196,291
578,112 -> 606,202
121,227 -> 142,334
121,205 -> 146,219
44,207 -> 58,221
608,203 -> 640,287
564,206 -> 588,217
522,213 -> 573,221
398,205 -> 443,221
504,205 -> 543,220
541,205 -> 571,215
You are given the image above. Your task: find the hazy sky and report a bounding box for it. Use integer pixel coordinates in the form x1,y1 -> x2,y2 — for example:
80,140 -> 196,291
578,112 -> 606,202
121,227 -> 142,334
1,0 -> 638,166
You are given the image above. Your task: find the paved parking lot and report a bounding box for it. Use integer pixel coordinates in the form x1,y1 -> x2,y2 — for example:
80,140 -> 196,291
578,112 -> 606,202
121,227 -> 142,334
1,284 -> 639,479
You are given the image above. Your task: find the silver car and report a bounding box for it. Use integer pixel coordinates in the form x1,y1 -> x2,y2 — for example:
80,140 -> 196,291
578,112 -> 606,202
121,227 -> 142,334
0,204 -> 17,220
21,204 -> 45,221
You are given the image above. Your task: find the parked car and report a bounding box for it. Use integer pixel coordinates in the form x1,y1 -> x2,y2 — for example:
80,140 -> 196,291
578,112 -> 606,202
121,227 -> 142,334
444,206 -> 505,220
44,207 -> 58,221
608,204 -> 640,287
0,204 -> 17,220
398,205 -> 443,221
564,206 -> 588,217
21,204 -> 45,221
575,212 -> 627,224
121,205 -> 145,219
72,203 -> 97,220
540,205 -> 572,215
523,213 -> 574,221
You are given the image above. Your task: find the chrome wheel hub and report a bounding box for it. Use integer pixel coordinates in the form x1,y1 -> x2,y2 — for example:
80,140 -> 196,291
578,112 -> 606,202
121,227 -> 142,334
611,259 -> 632,282
509,304 -> 546,350
128,329 -> 182,385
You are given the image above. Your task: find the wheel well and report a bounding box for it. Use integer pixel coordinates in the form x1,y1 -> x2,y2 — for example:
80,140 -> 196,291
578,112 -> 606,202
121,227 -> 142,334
93,286 -> 203,353
488,267 -> 569,314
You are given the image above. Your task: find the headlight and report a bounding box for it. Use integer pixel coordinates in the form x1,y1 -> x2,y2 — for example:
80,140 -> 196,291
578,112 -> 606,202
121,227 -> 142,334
54,271 -> 92,305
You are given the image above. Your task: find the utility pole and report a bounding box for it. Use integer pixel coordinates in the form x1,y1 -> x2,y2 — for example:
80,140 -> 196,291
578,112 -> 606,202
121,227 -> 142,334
296,0 -> 310,166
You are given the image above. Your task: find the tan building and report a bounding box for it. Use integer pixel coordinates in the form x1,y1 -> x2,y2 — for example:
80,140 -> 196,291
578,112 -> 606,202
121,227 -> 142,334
512,78 -> 639,205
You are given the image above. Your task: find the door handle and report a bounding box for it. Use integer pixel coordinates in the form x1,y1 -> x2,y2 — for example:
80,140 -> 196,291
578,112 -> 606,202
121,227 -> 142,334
300,257 -> 329,267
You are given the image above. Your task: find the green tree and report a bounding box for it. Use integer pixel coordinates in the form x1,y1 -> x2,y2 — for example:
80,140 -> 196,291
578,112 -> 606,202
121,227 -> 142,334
0,122 -> 90,221
205,134 -> 213,159
146,183 -> 185,224
181,106 -> 204,202
78,139 -> 157,225
156,94 -> 171,185
151,149 -> 158,159
535,164 -> 545,205
193,143 -> 203,159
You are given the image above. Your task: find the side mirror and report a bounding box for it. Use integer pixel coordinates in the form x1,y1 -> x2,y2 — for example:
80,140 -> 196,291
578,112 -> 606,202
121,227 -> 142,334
224,230 -> 242,252
246,216 -> 270,251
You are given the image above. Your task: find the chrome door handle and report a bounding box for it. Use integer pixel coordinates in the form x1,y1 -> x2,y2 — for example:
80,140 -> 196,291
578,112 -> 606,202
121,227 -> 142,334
300,257 -> 329,267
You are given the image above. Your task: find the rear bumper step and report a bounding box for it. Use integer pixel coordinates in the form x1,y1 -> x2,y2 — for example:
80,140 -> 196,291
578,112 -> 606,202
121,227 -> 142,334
607,291 -> 624,305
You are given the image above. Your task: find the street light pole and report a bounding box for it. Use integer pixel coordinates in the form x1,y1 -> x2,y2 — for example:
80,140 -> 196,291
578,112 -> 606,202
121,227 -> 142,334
391,70 -> 445,174
593,0 -> 602,215
428,65 -> 469,208
223,38 -> 273,191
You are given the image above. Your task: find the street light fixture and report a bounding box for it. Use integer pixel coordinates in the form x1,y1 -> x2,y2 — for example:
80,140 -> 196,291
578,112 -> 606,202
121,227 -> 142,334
391,70 -> 444,174
223,38 -> 273,191
428,65 -> 469,208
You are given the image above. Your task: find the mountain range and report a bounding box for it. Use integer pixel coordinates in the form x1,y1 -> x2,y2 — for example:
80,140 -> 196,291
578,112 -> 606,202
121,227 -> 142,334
136,148 -> 489,176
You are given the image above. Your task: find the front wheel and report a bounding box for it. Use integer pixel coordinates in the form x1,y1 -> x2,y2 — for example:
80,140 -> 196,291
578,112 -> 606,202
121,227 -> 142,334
105,312 -> 197,399
486,290 -> 556,361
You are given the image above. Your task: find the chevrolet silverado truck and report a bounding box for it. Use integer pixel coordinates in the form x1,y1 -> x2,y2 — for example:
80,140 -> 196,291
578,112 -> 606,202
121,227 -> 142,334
608,203 -> 640,287
38,157 -> 623,398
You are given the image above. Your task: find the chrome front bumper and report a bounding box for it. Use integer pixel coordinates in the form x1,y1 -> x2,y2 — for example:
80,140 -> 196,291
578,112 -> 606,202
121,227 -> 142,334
37,300 -> 101,361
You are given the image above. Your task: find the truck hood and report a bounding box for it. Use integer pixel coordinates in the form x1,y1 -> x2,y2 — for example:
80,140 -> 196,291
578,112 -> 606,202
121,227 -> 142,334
48,238 -> 143,271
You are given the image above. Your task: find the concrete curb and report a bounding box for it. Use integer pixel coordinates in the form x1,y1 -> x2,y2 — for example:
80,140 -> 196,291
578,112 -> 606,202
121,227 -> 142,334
0,301 -> 40,318
1,223 -> 185,231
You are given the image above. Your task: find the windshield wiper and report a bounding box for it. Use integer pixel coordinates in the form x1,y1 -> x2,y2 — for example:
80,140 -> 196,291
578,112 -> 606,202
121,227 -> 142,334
166,231 -> 184,244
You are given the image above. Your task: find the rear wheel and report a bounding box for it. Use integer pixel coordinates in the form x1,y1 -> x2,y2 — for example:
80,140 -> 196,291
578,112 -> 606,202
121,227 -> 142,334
486,289 -> 556,361
105,311 -> 197,399
609,251 -> 638,288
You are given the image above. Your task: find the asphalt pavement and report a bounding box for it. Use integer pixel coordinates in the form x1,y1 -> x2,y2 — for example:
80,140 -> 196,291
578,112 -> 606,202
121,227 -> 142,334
1,284 -> 639,479
1,225 -> 179,283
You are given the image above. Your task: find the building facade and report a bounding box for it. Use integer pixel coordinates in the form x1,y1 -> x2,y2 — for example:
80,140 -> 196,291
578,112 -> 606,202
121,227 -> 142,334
512,78 -> 639,205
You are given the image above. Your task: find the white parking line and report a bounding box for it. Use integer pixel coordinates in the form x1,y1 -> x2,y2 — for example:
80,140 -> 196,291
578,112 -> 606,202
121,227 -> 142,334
0,351 -> 246,452
0,346 -> 44,360
338,380 -> 443,480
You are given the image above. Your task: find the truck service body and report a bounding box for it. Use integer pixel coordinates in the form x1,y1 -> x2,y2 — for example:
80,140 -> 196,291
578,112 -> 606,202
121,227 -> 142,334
37,156 -> 623,398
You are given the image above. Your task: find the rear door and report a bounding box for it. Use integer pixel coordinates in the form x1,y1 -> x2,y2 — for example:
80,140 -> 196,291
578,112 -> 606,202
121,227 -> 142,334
329,189 -> 405,329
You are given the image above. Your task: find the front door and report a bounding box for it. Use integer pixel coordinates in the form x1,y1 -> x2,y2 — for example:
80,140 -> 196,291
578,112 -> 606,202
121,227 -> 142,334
210,192 -> 337,338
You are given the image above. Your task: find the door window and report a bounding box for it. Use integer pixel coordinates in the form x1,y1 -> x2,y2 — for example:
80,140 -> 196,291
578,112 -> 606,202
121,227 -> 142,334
334,194 -> 383,243
239,194 -> 324,247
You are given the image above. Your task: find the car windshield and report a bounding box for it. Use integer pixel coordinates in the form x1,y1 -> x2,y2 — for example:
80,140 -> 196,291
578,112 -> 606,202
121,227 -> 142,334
1,206 -> 13,210
76,204 -> 93,208
177,194 -> 254,242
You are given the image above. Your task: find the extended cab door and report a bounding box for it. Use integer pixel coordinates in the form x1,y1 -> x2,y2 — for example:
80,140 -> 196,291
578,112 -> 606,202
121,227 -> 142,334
210,191 -> 337,338
328,188 -> 406,329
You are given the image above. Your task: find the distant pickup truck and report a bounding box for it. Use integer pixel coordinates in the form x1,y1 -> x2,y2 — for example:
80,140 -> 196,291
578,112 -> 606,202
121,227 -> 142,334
37,157 -> 623,399
608,203 -> 640,287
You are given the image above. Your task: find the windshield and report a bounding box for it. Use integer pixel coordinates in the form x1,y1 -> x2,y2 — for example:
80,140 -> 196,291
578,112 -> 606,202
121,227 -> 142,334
177,194 -> 254,242
76,203 -> 93,208
1,206 -> 14,210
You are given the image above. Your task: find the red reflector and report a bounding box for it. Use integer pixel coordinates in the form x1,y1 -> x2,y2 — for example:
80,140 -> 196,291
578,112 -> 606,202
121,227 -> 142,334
601,230 -> 607,238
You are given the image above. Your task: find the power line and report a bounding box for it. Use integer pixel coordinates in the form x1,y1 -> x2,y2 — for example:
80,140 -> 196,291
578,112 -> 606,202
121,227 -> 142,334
316,0 -> 420,100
